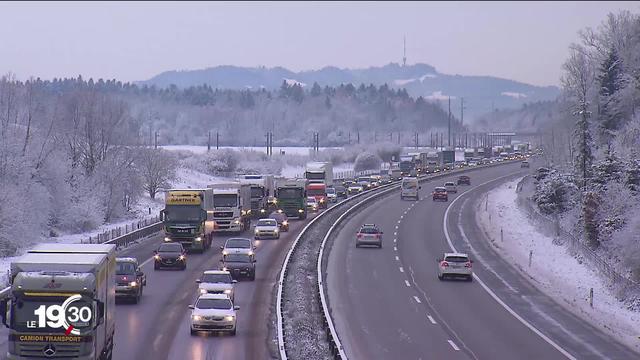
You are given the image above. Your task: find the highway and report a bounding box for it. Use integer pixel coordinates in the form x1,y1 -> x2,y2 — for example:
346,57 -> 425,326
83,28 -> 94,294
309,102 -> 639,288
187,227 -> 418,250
0,213 -> 320,360
326,162 -> 638,359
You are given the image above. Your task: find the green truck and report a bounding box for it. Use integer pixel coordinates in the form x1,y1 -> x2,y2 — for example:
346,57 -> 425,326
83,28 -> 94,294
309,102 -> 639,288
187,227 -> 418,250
275,179 -> 307,220
160,189 -> 212,253
2,244 -> 116,360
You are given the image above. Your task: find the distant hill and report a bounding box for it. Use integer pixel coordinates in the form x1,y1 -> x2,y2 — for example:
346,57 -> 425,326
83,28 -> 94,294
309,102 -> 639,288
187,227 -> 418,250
140,63 -> 561,121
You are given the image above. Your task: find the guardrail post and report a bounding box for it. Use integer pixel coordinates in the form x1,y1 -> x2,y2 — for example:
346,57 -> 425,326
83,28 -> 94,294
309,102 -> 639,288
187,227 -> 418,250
589,288 -> 593,308
529,250 -> 533,268
501,228 -> 503,242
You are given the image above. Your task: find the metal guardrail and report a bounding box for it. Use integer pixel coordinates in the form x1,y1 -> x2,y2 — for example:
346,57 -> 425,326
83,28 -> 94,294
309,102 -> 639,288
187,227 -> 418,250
516,176 -> 639,297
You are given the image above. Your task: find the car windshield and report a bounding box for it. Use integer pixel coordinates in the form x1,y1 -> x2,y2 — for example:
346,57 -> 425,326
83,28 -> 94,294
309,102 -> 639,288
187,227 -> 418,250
334,186 -> 345,192
307,197 -> 316,203
158,243 -> 183,252
224,254 -> 252,263
445,256 -> 469,263
269,213 -> 286,222
402,181 -> 417,189
196,298 -> 232,310
257,219 -> 277,227
326,188 -> 336,194
116,262 -> 136,275
435,188 -> 446,193
445,182 -> 455,186
201,273 -> 232,283
163,205 -> 202,222
359,227 -> 379,234
226,239 -> 251,248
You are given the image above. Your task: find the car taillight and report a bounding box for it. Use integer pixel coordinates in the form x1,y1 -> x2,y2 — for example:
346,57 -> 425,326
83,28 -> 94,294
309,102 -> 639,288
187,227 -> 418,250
465,262 -> 472,268
122,276 -> 128,281
440,261 -> 449,267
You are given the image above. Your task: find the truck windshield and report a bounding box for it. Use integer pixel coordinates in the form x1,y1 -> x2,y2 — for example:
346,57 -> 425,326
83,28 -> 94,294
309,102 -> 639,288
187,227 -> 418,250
12,296 -> 94,333
278,188 -> 303,199
213,194 -> 238,207
164,205 -> 202,222
116,262 -> 136,275
250,187 -> 264,198
306,188 -> 325,196
201,273 -> 233,283
305,172 -> 325,180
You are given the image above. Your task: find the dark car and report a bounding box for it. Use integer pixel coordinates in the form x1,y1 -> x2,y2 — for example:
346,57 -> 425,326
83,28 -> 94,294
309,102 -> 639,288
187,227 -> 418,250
521,161 -> 530,168
154,242 -> 187,270
269,210 -> 289,231
457,175 -> 471,185
432,187 -> 448,202
115,257 -> 146,303
334,185 -> 347,198
220,253 -> 256,281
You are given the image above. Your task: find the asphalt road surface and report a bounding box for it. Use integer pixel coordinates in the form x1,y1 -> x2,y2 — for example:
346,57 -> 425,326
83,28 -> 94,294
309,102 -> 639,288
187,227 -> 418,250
326,162 -> 638,360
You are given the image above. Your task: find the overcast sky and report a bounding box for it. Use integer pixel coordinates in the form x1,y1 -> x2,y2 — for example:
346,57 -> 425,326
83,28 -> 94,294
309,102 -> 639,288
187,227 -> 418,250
0,1 -> 638,87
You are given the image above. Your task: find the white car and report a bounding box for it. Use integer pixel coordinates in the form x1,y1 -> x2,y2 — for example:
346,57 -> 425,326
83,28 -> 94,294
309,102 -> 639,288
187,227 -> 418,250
437,252 -> 473,281
189,293 -> 239,336
254,218 -> 280,239
348,184 -> 364,195
196,270 -> 237,302
444,181 -> 457,194
307,196 -> 318,211
325,187 -> 337,203
220,237 -> 256,258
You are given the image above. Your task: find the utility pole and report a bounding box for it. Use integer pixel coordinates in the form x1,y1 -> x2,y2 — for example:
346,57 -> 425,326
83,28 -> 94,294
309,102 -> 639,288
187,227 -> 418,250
216,131 -> 219,150
154,131 -> 158,149
461,97 -> 464,125
207,131 -> 211,152
448,97 -> 451,147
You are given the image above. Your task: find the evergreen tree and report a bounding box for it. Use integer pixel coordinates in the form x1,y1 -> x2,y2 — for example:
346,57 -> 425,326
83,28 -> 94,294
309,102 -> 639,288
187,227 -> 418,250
310,82 -> 322,97
597,47 -> 625,143
325,95 -> 332,109
574,103 -> 594,190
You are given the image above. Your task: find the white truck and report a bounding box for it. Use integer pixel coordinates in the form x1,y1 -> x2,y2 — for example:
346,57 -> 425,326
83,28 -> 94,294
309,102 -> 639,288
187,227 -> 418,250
2,244 -> 116,360
238,174 -> 275,218
400,177 -> 420,200
304,162 -> 333,187
208,183 -> 252,233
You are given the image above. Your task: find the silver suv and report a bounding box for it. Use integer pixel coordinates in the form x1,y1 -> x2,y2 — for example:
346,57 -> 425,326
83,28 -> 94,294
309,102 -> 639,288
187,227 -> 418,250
355,224 -> 383,248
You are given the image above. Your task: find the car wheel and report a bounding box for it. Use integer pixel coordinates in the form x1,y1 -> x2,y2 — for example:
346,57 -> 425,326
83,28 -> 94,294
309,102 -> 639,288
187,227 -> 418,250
467,275 -> 473,282
230,329 -> 237,336
438,274 -> 443,281
190,328 -> 197,336
182,264 -> 187,270
249,273 -> 255,281
378,243 -> 382,249
132,294 -> 139,304
154,264 -> 159,270
277,234 -> 280,239
355,243 -> 360,248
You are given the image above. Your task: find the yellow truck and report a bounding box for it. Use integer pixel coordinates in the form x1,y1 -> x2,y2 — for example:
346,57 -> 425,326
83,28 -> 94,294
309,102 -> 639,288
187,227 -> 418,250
160,190 -> 212,253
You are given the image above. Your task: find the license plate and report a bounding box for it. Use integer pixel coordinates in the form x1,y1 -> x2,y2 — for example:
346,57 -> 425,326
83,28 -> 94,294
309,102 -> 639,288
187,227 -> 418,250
176,229 -> 190,234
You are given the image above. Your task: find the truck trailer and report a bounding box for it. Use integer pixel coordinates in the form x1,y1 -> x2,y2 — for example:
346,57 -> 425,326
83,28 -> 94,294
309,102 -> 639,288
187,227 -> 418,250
304,162 -> 333,187
238,174 -> 275,218
2,244 -> 116,360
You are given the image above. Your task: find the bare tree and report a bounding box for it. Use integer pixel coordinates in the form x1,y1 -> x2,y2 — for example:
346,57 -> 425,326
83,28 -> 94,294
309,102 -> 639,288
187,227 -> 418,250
136,148 -> 177,199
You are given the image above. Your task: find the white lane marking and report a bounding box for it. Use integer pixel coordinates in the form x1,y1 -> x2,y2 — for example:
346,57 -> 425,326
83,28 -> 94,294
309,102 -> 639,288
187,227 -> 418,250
413,296 -> 422,304
394,238 -> 397,243
443,172 -> 576,360
394,232 -> 397,236
399,266 -> 404,272
394,246 -> 397,251
400,215 -> 404,219
405,280 -> 411,287
428,315 -> 437,324
397,220 -> 401,224
448,340 -> 460,351
395,256 -> 400,261
140,256 -> 154,267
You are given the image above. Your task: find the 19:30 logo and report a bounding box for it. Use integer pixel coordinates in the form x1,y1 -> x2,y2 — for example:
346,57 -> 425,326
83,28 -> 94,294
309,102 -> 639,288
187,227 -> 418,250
32,295 -> 92,335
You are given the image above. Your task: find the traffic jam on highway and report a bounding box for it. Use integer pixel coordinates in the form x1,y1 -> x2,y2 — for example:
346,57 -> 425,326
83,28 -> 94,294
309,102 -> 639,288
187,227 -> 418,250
0,145 -> 572,360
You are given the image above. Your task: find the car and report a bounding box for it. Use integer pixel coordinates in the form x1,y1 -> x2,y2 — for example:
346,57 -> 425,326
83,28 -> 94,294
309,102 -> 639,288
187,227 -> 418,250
254,218 -> 280,239
437,252 -> 473,281
444,181 -> 457,193
197,270 -> 237,302
432,187 -> 448,201
154,242 -> 187,270
457,175 -> 471,186
521,161 -> 530,168
115,257 -> 146,303
348,184 -> 364,195
268,210 -> 289,231
334,185 -> 347,198
220,238 -> 256,258
189,293 -> 239,336
357,177 -> 372,189
220,253 -> 256,280
307,196 -> 319,211
326,187 -> 338,203
355,224 -> 383,248
400,177 -> 420,200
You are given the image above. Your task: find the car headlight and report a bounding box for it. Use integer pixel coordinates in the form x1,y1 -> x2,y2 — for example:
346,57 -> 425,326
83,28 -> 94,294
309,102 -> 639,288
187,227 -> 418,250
319,198 -> 325,203
192,315 -> 202,321
179,255 -> 186,260
195,237 -> 202,242
274,228 -> 279,233
224,316 -> 235,322
282,221 -> 288,226
199,288 -> 208,295
298,209 -> 304,213
164,237 -> 171,242
222,251 -> 228,256
234,220 -> 241,224
248,251 -> 254,256
154,255 -> 161,260
129,281 -> 138,287
224,289 -> 232,294
260,209 -> 266,213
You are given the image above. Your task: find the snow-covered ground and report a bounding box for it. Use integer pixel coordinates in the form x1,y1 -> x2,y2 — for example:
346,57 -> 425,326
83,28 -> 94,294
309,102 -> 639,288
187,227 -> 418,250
161,145 -> 340,156
476,178 -> 640,352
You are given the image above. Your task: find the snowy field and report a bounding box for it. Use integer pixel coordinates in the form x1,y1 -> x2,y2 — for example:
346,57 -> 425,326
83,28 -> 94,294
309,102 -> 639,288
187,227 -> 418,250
160,145 -> 340,156
476,179 -> 640,352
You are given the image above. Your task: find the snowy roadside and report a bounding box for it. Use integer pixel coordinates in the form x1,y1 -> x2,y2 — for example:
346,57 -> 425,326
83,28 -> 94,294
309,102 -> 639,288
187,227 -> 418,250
476,178 -> 640,352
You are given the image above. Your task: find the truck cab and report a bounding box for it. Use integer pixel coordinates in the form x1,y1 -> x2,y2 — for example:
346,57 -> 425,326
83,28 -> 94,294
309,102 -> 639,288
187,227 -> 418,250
209,183 -> 252,233
275,180 -> 307,219
160,190 -> 211,253
305,182 -> 328,208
